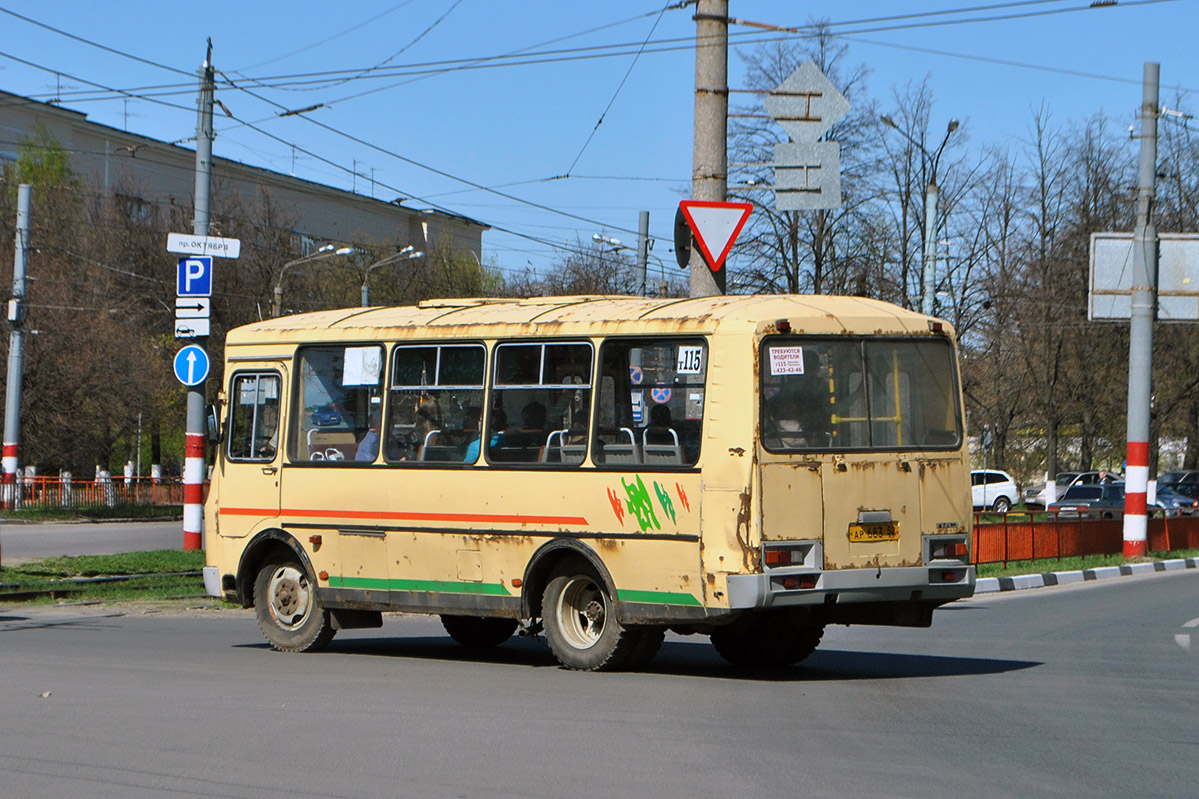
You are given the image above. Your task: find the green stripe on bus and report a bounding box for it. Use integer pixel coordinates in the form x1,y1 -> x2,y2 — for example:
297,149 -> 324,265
617,589 -> 702,607
329,576 -> 512,596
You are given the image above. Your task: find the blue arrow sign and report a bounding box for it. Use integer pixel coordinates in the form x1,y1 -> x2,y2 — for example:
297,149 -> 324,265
173,344 -> 210,386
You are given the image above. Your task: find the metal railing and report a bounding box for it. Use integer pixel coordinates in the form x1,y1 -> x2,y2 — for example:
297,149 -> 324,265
2,475 -> 190,510
972,510 -> 1199,566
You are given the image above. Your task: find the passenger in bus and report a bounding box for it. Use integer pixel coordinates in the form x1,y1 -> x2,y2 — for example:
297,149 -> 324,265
464,407 -> 506,462
645,403 -> 675,444
355,408 -> 381,462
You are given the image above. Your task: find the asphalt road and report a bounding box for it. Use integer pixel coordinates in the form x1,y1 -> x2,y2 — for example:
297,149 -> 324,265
0,520 -> 183,564
1,570 -> 1196,799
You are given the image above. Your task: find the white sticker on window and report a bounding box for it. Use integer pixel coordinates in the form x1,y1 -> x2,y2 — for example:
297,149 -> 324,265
342,347 -> 382,387
769,346 -> 805,376
677,345 -> 704,374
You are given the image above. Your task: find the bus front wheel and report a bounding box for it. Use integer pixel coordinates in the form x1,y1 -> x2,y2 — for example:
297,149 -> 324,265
710,610 -> 824,668
542,566 -> 648,671
254,560 -> 336,653
440,615 -> 518,648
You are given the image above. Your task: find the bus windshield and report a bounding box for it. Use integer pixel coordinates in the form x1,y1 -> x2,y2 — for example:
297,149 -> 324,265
761,337 -> 961,452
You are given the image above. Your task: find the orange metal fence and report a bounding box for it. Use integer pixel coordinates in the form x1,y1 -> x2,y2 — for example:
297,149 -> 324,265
972,513 -> 1199,565
5,475 -> 187,509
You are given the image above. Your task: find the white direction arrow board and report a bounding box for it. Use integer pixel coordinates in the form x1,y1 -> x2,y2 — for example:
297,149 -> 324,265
765,61 -> 849,211
175,297 -> 211,318
678,201 -> 752,272
173,344 -> 210,386
167,232 -> 241,259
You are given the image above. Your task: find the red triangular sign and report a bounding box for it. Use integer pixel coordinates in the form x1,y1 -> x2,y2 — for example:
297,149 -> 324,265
679,200 -> 752,272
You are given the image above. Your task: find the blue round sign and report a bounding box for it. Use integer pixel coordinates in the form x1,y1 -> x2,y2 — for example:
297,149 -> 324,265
174,344 -> 210,386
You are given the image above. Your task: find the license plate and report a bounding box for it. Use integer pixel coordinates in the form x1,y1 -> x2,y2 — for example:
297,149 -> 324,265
848,521 -> 899,542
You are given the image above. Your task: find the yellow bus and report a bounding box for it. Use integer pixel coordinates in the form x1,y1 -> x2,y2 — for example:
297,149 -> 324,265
202,294 -> 974,670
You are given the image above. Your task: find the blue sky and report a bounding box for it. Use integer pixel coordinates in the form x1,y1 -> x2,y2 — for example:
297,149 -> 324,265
0,1 -> 1193,281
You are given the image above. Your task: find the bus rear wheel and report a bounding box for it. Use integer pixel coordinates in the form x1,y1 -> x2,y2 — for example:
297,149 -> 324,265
542,566 -> 647,671
440,615 -> 518,648
710,610 -> 824,668
254,560 -> 336,653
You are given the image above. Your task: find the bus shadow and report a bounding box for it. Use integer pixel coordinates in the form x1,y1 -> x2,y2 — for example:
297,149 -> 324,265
244,635 -> 1040,682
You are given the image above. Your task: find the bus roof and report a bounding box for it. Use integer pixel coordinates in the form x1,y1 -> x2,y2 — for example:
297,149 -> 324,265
227,294 -> 948,345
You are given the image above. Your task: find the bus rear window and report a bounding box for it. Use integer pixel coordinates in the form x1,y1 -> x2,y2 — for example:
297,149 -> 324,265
761,337 -> 960,452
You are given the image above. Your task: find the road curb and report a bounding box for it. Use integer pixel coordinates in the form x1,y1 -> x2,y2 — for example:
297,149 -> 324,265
975,557 -> 1199,593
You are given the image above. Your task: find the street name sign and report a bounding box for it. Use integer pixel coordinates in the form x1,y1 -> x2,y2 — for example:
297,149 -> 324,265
764,61 -> 849,211
173,344 -> 210,386
678,200 -> 752,272
167,232 -> 241,259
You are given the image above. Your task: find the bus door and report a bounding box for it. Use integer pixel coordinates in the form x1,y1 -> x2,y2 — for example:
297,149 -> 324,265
216,368 -> 285,538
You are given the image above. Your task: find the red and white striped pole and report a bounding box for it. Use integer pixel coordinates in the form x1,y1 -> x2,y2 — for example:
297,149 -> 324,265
1123,62 -> 1158,559
182,45 -> 215,552
183,431 -> 205,550
2,184 -> 31,511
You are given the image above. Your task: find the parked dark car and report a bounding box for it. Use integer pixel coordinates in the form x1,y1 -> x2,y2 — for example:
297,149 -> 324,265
1157,470 -> 1199,489
1153,485 -> 1199,517
1048,482 -> 1125,519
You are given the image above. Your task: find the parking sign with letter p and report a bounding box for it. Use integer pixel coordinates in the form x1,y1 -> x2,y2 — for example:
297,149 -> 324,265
177,256 -> 213,297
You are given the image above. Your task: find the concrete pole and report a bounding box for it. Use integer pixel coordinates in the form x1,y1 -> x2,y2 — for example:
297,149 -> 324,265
922,182 -> 939,316
636,211 -> 649,297
690,0 -> 728,297
183,42 -> 215,552
2,184 -> 31,513
1123,62 -> 1159,558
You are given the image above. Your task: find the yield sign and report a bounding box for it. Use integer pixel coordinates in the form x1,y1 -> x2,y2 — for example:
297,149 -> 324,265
678,200 -> 752,272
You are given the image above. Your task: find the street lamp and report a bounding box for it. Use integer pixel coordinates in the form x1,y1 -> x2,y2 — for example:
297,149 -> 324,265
272,244 -> 356,317
360,245 -> 424,307
881,114 -> 960,316
593,232 -> 649,297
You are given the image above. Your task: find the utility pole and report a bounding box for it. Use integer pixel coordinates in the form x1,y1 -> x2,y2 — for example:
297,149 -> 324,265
690,0 -> 728,297
2,184 -> 31,512
636,210 -> 649,297
183,41 -> 215,552
1123,62 -> 1159,558
922,183 -> 940,316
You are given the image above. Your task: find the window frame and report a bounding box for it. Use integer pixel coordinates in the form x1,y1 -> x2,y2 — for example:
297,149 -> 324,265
289,343 -> 386,466
591,335 -> 708,472
385,342 -> 488,467
225,370 -> 282,464
485,339 -> 596,469
759,334 -> 963,455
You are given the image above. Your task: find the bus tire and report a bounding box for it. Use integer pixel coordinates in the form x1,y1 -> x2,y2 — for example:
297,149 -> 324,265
254,560 -> 336,653
440,615 -> 518,648
542,566 -> 641,671
624,626 -> 666,670
710,611 -> 824,668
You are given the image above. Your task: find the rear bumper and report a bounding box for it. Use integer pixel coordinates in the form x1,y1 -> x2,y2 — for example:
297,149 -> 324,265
726,564 -> 975,610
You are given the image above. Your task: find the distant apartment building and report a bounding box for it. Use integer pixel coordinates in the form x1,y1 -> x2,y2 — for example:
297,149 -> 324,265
0,89 -> 487,257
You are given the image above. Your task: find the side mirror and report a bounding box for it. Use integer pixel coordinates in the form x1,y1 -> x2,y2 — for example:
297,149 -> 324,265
205,404 -> 221,443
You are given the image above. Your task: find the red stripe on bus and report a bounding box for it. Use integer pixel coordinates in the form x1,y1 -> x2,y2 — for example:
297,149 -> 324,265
1126,441 -> 1149,467
1125,492 -> 1147,516
218,507 -> 590,526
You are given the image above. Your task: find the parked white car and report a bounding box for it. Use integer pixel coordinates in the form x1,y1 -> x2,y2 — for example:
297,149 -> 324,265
971,469 -> 1019,513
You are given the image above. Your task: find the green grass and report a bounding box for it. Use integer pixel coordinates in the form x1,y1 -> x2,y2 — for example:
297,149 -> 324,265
0,504 -> 182,522
0,549 -> 214,604
976,548 -> 1199,578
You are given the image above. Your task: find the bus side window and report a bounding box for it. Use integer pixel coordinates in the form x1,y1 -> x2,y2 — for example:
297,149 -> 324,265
386,344 -> 485,464
488,342 -> 592,467
228,373 -> 280,462
293,346 -> 383,463
594,338 -> 705,468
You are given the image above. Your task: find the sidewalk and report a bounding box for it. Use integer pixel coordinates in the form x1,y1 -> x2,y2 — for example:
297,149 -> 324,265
976,557 -> 1199,593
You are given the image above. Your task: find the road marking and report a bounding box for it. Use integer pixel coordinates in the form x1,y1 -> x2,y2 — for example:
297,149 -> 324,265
1182,616 -> 1199,629
1175,634 -> 1191,652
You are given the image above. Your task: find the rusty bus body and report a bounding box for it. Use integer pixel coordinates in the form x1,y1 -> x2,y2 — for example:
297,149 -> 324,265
203,294 -> 974,670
